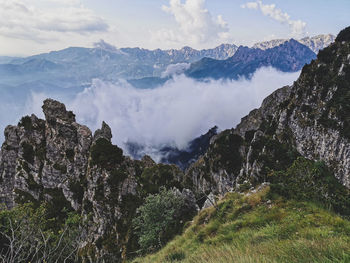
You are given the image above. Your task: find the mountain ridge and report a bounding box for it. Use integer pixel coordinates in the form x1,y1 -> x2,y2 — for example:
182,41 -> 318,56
186,39 -> 316,80
0,28 -> 349,262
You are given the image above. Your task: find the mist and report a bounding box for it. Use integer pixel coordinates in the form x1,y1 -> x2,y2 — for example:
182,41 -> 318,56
1,67 -> 299,159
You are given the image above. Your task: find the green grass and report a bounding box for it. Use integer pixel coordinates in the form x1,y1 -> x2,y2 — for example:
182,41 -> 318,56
131,185 -> 350,263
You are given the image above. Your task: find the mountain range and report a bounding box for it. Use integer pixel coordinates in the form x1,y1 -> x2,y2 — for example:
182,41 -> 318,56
186,39 -> 316,80
253,34 -> 335,53
0,27 -> 349,262
0,34 -> 333,87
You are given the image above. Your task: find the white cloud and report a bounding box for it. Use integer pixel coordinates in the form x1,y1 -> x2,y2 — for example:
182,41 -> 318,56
152,0 -> 231,49
67,68 -> 299,154
161,63 -> 191,78
241,0 -> 306,38
0,0 -> 108,43
1,68 -> 300,161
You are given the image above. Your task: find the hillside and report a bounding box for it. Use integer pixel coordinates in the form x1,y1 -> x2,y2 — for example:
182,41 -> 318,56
133,184 -> 350,263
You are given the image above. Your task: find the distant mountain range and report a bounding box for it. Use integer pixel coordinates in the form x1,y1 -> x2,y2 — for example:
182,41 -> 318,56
0,34 -> 334,97
186,39 -> 317,80
253,34 -> 335,53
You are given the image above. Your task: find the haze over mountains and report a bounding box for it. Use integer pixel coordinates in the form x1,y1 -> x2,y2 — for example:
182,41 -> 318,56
0,34 -> 335,161
0,34 -> 334,82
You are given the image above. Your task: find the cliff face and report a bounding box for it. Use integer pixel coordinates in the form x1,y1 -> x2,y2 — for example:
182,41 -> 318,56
0,100 -> 92,210
0,99 -> 197,261
186,33 -> 350,195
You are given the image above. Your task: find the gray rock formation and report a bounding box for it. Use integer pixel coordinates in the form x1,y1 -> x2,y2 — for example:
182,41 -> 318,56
186,38 -> 350,195
0,99 -> 194,262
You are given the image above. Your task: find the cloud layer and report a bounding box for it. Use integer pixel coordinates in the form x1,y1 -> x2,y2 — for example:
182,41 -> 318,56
1,68 -> 299,161
0,0 -> 108,43
241,0 -> 306,38
67,68 -> 299,152
153,0 -> 230,48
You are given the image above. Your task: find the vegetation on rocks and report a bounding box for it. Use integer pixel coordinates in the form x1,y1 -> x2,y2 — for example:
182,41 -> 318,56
0,203 -> 81,262
90,138 -> 124,168
132,185 -> 350,263
132,188 -> 186,254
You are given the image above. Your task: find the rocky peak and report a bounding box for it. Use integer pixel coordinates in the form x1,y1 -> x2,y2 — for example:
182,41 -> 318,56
186,29 -> 350,197
93,121 -> 112,142
42,98 -> 76,123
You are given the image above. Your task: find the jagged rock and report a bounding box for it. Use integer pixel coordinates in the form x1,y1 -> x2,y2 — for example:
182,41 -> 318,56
186,36 -> 350,195
202,193 -> 217,209
42,98 -> 76,123
93,121 -> 112,142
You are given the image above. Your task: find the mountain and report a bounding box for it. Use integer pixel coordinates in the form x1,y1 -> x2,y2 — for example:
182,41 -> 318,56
5,44 -> 238,81
1,27 -> 350,262
253,34 -> 335,53
186,39 -> 316,80
0,44 -> 238,101
0,35 -> 332,97
0,56 -> 19,64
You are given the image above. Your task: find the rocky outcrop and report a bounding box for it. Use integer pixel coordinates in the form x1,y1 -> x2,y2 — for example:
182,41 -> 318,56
0,99 -> 92,210
0,99 -> 196,262
186,30 -> 350,195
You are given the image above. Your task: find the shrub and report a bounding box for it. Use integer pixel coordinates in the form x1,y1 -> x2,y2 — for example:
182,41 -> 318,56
132,188 -> 185,254
90,138 -> 123,168
269,157 -> 350,216
0,203 -> 82,262
18,116 -> 33,131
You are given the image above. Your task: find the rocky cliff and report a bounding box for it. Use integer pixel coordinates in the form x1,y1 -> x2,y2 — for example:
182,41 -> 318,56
0,99 -> 197,262
186,27 -> 350,196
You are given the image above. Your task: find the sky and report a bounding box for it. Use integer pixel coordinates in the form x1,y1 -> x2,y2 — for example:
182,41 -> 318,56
0,0 -> 349,56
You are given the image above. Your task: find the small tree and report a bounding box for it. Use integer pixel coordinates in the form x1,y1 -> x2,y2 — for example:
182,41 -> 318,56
0,203 -> 82,263
132,188 -> 185,254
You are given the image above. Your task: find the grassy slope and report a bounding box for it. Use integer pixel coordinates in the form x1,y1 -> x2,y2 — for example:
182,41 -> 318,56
132,185 -> 350,263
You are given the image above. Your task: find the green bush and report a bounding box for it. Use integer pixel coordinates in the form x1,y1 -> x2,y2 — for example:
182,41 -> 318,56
19,116 -> 33,131
269,157 -> 350,216
140,164 -> 182,194
132,188 -> 185,254
90,138 -> 123,168
209,131 -> 243,174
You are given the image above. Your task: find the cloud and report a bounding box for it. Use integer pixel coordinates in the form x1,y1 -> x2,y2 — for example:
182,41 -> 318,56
0,0 -> 109,42
161,63 -> 191,78
67,67 -> 299,154
1,68 -> 299,162
152,0 -> 231,49
241,0 -> 306,38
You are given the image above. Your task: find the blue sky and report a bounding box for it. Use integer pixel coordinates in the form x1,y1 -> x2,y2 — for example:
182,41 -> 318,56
0,0 -> 349,56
